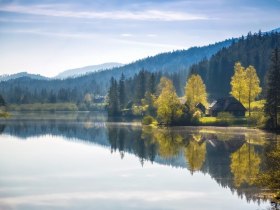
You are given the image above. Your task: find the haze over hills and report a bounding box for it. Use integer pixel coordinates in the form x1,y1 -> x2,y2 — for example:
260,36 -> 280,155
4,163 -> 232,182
0,72 -> 48,82
55,62 -> 124,79
0,39 -> 234,82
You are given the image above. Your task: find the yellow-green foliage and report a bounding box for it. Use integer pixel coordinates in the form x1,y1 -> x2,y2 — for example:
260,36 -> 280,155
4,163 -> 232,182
247,111 -> 267,128
230,143 -> 261,187
132,105 -> 146,116
250,100 -> 265,111
245,65 -> 262,114
0,111 -> 10,118
231,62 -> 246,103
155,77 -> 183,125
8,103 -> 78,111
142,115 -> 155,125
185,74 -> 208,111
230,62 -> 262,115
200,114 -> 247,126
199,117 -> 218,124
185,140 -> 206,172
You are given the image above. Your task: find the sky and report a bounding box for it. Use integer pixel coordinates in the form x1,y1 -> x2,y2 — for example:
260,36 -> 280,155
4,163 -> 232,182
0,0 -> 280,77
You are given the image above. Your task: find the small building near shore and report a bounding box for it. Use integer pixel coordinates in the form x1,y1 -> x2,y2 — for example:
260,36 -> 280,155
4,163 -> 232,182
195,103 -> 206,115
209,97 -> 246,117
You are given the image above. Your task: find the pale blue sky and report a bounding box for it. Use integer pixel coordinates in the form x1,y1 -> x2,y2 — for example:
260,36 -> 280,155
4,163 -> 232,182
0,0 -> 280,77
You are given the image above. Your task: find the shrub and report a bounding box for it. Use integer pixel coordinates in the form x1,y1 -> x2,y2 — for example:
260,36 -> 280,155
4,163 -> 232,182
247,111 -> 267,127
142,115 -> 155,125
217,112 -> 234,124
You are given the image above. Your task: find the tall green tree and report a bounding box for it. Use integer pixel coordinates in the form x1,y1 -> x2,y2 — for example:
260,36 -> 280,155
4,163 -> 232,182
118,73 -> 126,109
108,78 -> 120,116
135,70 -> 146,103
0,94 -> 6,106
185,74 -> 207,111
230,62 -> 246,103
148,73 -> 156,94
155,77 -> 183,125
265,48 -> 280,129
244,65 -> 262,116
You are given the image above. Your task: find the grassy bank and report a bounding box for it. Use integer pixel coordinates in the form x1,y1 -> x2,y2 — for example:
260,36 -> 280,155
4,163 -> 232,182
199,116 -> 248,126
8,103 -> 78,112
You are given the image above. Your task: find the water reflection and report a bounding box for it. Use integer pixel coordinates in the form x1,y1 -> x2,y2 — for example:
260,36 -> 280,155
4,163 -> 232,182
0,112 -> 279,207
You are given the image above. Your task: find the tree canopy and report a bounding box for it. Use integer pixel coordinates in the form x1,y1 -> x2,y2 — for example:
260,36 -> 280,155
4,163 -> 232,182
185,74 -> 208,111
155,77 -> 183,125
230,62 -> 246,103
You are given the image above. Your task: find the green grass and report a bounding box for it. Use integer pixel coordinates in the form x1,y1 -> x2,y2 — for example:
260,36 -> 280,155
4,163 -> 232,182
199,117 -> 218,124
8,103 -> 78,111
199,116 -> 247,126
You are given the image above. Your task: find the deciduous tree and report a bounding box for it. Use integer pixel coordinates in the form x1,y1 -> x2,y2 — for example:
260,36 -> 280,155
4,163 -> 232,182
155,77 -> 183,125
244,65 -> 262,116
185,74 -> 207,111
230,62 -> 246,103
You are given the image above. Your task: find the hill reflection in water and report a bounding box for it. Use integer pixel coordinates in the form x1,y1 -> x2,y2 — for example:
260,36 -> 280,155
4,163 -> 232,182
0,112 -> 279,207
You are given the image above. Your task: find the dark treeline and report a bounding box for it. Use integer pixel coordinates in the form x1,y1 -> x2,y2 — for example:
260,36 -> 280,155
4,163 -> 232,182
0,76 -> 103,104
107,70 -> 160,116
107,70 -> 185,116
181,31 -> 280,99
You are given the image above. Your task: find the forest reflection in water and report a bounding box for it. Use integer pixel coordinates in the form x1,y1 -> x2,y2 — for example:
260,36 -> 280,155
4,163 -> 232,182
0,112 -> 279,207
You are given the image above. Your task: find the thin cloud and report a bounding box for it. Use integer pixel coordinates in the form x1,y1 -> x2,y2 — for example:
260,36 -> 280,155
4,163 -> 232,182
0,4 -> 208,21
120,33 -> 133,37
0,29 -> 98,39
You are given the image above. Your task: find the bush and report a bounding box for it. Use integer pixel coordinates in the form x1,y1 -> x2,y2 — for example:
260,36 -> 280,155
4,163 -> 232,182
142,115 -> 155,125
191,111 -> 201,124
247,111 -> 267,127
217,112 -> 234,124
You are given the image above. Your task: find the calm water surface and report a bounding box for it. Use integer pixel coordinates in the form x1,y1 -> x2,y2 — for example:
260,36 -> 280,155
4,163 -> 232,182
0,112 -> 279,210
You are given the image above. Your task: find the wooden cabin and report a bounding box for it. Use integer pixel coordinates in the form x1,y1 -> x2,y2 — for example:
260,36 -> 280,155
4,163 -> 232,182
209,97 -> 246,117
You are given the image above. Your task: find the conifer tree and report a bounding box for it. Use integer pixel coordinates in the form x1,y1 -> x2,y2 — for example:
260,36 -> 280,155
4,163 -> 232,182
135,70 -> 146,103
108,78 -> 120,115
0,94 -> 6,106
265,48 -> 280,129
118,73 -> 126,110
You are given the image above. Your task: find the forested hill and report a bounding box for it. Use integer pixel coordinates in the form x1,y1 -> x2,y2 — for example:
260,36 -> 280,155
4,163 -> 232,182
0,39 -> 233,104
107,39 -> 234,77
187,31 -> 280,99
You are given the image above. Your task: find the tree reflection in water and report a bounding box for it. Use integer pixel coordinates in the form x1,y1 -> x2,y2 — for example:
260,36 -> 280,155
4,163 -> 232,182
0,113 -> 279,206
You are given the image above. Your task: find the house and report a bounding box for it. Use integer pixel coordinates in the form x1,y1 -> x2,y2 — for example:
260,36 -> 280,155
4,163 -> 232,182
93,95 -> 105,103
209,97 -> 246,117
195,103 -> 206,114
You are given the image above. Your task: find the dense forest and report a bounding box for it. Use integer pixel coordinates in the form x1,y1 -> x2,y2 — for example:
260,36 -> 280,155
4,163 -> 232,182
0,31 -> 279,117
187,31 -> 280,99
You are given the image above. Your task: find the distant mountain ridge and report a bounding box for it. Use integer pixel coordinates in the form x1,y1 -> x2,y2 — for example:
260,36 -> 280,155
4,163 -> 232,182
55,62 -> 124,79
0,72 -> 48,82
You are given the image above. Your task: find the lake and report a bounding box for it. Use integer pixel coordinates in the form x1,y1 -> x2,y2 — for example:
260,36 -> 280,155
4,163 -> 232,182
0,112 -> 279,210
